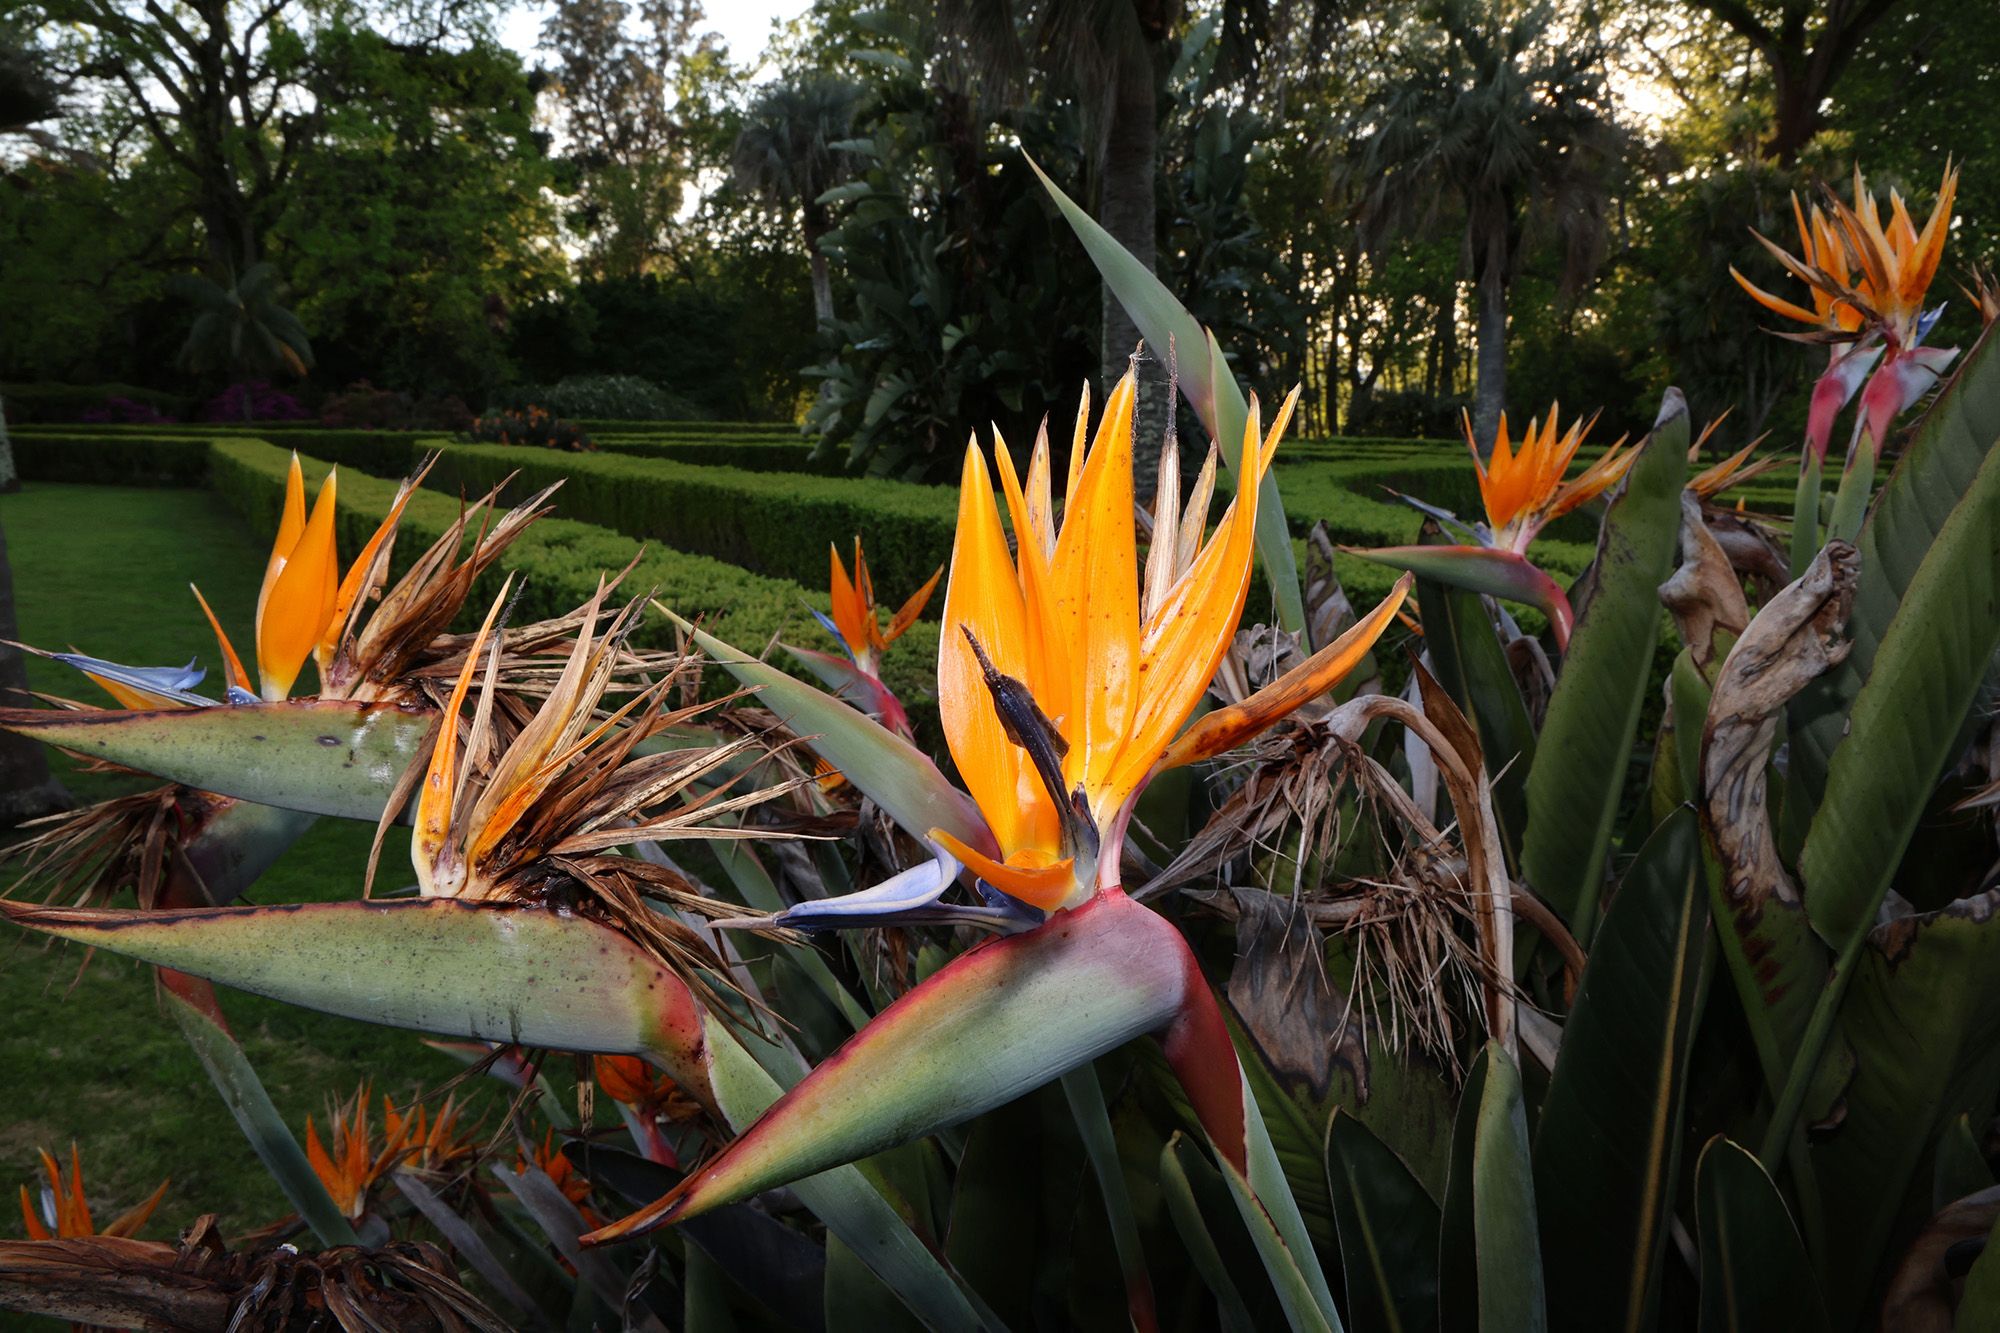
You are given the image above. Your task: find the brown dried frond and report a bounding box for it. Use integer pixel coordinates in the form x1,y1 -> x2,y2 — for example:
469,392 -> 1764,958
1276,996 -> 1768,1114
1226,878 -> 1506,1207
409,584 -> 809,1024
327,475 -> 563,701
3,784 -> 221,910
0,1215 -> 511,1331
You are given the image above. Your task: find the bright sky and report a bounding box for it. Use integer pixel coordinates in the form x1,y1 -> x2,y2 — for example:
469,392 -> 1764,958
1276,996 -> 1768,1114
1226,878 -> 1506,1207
498,0 -> 815,75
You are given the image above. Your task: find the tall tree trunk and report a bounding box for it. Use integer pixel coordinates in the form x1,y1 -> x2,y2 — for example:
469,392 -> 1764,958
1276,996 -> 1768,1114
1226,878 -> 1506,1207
0,406 -> 70,826
1097,35 -> 1169,499
1471,258 -> 1508,449
802,210 -> 835,330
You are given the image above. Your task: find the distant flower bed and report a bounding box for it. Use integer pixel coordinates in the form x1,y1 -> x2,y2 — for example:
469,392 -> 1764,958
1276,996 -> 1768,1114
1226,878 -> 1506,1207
201,381 -> 310,422
466,405 -> 594,452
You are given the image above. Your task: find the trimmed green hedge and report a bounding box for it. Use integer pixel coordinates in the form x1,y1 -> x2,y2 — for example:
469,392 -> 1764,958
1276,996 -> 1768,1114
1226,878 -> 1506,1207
203,438 -> 940,719
13,432 -> 213,486
402,444 -> 963,609
1,383 -> 192,423
596,435 -> 830,475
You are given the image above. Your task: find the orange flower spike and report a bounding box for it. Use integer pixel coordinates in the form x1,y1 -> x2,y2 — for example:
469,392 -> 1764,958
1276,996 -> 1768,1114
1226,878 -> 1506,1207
16,1144 -> 168,1240
828,541 -> 869,661
318,469 -> 426,671
1049,370 -> 1140,808
939,441 -> 1060,866
256,466 -> 342,700
190,585 -> 253,696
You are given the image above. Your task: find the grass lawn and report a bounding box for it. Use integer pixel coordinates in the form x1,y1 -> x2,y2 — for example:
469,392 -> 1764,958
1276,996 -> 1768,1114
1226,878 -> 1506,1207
0,483 -> 519,1251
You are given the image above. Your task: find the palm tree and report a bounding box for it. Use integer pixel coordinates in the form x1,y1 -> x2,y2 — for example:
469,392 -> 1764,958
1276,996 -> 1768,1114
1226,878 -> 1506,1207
732,76 -> 865,330
1348,0 -> 1625,445
169,262 -> 315,419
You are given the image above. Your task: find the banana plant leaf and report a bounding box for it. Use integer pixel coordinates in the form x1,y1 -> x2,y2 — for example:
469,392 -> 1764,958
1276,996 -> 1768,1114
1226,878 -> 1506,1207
1521,395 -> 1690,942
1439,1043 -> 1547,1333
1325,1109 -> 1440,1333
1694,1138 -> 1828,1333
1789,322 -> 2000,818
1534,809 -> 1707,1333
1799,412 -> 2000,948
1413,563 -> 1537,862
0,699 -> 434,821
1807,889 -> 2000,1320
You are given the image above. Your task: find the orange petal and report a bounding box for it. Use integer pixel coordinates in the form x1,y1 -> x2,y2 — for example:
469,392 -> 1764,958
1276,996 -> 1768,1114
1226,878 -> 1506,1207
1049,370 -> 1139,804
993,439 -> 1072,734
256,453 -> 308,631
940,443 -> 1057,861
1549,437 -> 1635,520
20,1183 -> 50,1241
102,1178 -> 170,1239
414,580 -> 510,897
82,672 -> 182,711
1161,574 -> 1413,770
256,469 -> 341,699
1106,387 -> 1291,808
1024,420 -> 1058,557
931,827 -> 1076,911
1730,266 -> 1823,328
191,584 -> 252,697
828,541 -> 866,653
884,565 -> 943,644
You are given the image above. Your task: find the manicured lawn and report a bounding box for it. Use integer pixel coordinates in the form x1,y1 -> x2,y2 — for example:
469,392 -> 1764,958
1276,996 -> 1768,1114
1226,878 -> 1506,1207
0,483 -> 517,1243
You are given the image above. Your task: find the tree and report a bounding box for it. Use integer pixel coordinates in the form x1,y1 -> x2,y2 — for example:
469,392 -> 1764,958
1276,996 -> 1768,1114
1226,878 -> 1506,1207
20,0 -> 502,275
1348,0 -> 1625,444
1690,0 -> 1909,163
731,75 -> 863,329
942,0 -> 1181,435
540,0 -> 712,277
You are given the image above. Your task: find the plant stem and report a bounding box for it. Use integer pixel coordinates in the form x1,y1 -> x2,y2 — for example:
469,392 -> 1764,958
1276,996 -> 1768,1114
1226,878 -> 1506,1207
1756,923 -> 1868,1169
1789,447 -> 1822,578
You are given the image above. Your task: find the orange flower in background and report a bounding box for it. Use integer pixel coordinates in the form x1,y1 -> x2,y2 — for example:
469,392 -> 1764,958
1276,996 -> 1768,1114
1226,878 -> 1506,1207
827,539 -> 941,678
518,1130 -> 601,1227
305,1083 -> 418,1221
17,1144 -> 168,1240
1731,194 -> 1877,337
596,1055 -> 702,1167
1468,405 -> 1632,553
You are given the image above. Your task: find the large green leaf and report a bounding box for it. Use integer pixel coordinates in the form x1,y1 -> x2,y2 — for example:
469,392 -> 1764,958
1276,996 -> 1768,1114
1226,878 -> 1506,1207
1693,1138 -> 1828,1333
181,797 -> 318,905
1414,568 -> 1536,861
1325,1109 -> 1440,1333
1522,399 -> 1690,940
1957,1213 -> 2000,1329
0,699 -> 433,821
1789,322 -> 2000,813
1439,1044 -> 1547,1333
1027,156 -> 1306,638
0,897 -> 996,1331
1534,808 -> 1707,1333
1807,890 -> 2000,1321
1799,412 -> 2000,946
163,977 -> 360,1248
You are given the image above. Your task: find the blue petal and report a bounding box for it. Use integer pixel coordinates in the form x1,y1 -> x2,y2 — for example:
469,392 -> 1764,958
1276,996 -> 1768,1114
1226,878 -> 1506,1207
756,847 -> 1045,933
807,606 -> 858,663
51,653 -> 215,707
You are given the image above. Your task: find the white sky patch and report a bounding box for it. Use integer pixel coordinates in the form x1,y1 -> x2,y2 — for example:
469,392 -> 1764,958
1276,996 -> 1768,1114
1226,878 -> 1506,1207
498,0 -> 812,78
